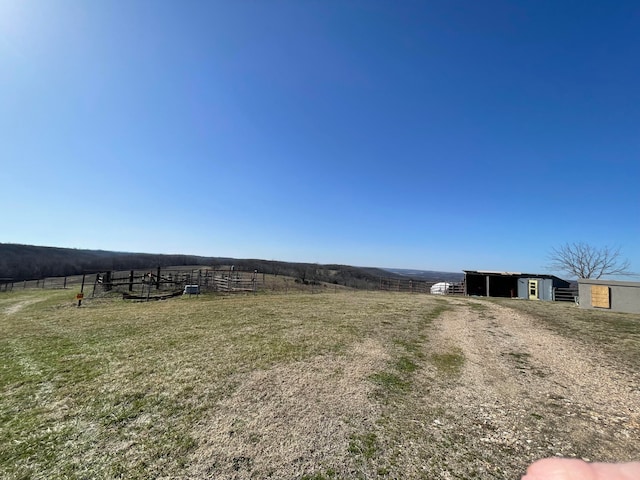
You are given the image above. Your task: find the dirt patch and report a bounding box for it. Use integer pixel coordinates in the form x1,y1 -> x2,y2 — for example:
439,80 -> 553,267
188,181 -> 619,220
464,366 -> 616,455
3,298 -> 41,315
187,339 -> 388,479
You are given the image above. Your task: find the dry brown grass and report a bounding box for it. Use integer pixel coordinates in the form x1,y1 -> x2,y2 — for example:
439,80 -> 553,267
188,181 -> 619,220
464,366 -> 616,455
1,290 -> 638,479
187,339 -> 387,479
0,290 -> 443,479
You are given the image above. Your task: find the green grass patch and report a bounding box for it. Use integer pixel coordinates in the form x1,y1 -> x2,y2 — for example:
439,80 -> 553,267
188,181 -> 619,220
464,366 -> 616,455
369,371 -> 409,393
301,469 -> 338,480
348,433 -> 378,460
430,348 -> 465,377
368,300 -> 450,398
395,356 -> 418,374
467,302 -> 489,312
423,300 -> 452,322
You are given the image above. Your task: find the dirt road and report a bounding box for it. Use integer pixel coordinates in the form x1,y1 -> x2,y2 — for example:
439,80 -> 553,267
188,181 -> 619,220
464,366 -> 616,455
413,298 -> 640,478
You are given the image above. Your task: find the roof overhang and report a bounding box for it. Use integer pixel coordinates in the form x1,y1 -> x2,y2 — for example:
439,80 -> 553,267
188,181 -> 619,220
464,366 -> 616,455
463,270 -> 522,276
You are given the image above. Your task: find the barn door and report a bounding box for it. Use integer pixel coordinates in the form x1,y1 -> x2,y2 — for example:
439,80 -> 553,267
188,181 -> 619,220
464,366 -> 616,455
528,280 -> 539,300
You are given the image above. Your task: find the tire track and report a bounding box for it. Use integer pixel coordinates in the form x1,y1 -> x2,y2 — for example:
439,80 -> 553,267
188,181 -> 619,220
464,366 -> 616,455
429,299 -> 640,464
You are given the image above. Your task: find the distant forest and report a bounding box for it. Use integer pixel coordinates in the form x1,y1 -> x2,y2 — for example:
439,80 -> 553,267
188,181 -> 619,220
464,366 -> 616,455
0,243 -> 460,289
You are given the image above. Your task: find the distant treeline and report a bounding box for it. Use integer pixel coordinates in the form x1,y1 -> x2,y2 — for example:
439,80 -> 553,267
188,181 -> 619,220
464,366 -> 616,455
0,244 -> 418,289
0,244 -> 212,282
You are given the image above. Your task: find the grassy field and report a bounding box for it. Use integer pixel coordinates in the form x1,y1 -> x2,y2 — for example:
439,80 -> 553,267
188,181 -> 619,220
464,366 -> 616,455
0,289 -> 451,479
1,290 -> 638,479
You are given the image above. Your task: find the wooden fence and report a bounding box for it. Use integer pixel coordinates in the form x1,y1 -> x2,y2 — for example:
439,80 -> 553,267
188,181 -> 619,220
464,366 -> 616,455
378,277 -> 465,295
102,267 -> 261,294
4,269 -> 465,296
2,267 -> 262,295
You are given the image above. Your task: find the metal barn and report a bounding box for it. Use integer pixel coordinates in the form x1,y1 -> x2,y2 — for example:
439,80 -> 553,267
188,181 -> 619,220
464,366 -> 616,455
464,270 -> 570,301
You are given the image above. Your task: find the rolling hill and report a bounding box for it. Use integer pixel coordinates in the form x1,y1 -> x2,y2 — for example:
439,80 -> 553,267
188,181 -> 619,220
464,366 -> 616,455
0,243 -> 461,288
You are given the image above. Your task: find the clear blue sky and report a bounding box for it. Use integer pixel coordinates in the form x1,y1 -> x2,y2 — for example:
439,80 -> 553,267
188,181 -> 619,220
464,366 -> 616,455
1,0 -> 638,275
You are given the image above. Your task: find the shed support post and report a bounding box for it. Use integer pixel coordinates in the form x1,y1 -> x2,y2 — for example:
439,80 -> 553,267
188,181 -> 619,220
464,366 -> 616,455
486,275 -> 490,297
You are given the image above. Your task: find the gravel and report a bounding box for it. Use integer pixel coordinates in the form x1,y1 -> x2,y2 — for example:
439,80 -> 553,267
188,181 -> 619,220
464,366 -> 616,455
417,298 -> 640,478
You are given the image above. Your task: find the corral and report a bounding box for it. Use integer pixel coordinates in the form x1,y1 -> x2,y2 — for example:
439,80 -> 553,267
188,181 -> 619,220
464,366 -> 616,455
1,267 -> 466,298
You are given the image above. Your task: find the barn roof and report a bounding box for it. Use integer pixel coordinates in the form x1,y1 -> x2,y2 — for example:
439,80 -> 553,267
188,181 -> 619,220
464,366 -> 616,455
463,270 -> 568,282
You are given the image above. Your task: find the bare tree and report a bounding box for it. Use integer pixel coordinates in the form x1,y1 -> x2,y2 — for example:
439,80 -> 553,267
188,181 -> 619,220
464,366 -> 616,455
548,242 -> 632,279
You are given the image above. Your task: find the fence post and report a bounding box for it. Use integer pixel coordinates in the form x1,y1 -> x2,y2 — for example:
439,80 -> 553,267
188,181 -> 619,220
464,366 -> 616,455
78,274 -> 85,307
92,273 -> 100,297
129,270 -> 134,292
156,266 -> 161,290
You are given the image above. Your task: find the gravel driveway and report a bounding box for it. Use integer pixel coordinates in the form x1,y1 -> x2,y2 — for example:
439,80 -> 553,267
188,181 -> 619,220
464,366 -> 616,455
416,298 -> 640,478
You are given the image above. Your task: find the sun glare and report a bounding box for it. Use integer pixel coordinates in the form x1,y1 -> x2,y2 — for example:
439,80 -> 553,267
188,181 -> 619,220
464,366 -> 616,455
0,0 -> 56,58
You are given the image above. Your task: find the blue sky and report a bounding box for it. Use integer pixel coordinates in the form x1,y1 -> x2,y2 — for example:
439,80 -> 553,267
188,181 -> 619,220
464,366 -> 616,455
1,0 -> 638,275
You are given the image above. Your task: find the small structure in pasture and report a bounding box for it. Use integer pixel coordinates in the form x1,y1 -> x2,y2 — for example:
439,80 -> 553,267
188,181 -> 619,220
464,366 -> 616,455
430,282 -> 452,295
183,285 -> 200,295
464,270 -> 570,301
577,278 -> 640,314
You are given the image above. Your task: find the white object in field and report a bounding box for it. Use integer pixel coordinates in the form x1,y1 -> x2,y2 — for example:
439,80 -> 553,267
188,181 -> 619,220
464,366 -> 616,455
430,282 -> 451,295
183,285 -> 199,295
